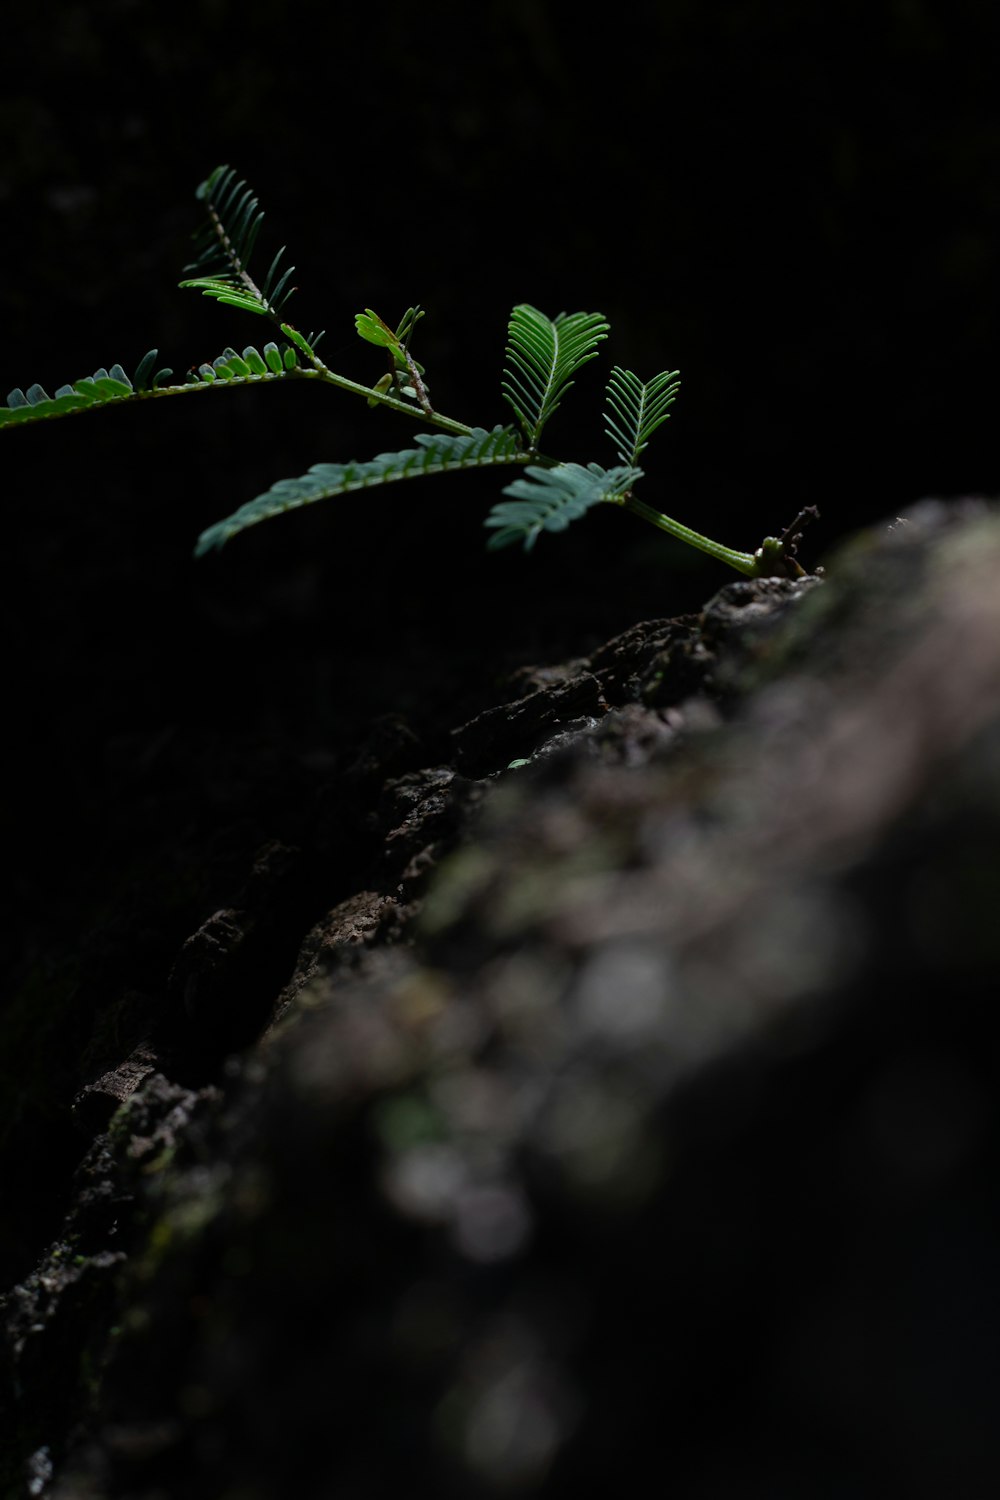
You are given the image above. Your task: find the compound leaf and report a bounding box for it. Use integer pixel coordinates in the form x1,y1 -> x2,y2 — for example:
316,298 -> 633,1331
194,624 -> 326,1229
0,342 -> 311,429
485,461 -> 641,551
180,164 -> 297,318
195,425 -> 525,554
0,352 -> 166,427
502,305 -> 609,451
604,365 -> 681,466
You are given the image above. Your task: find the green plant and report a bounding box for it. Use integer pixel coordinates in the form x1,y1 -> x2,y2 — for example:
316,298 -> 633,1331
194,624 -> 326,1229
2,166 -> 814,576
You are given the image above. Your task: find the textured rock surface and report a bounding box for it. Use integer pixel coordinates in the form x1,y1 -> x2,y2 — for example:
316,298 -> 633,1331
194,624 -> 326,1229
5,500 -> 1000,1498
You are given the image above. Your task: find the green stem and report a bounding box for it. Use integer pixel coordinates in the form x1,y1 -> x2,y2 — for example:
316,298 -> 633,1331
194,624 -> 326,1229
623,494 -> 758,576
278,322 -> 474,437
110,366 -> 472,438
312,364 -> 473,434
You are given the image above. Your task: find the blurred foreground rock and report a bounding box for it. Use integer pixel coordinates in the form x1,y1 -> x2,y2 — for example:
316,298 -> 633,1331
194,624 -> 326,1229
5,499 -> 1000,1499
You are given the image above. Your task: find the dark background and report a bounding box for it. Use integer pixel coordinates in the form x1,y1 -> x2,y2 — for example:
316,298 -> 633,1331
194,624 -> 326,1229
2,0 -> 998,1002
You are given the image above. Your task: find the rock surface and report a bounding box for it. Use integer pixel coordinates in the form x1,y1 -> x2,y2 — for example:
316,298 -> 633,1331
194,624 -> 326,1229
4,499 -> 1000,1499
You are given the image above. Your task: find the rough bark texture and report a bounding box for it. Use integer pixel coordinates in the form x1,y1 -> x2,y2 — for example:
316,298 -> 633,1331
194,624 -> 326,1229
4,499 -> 1000,1498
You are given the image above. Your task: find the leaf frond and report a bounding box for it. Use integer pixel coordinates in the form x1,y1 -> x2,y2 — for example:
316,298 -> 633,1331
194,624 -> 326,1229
195,425 -> 525,554
355,306 -> 426,372
0,351 -> 173,427
355,305 -> 431,412
186,343 -> 303,383
181,164 -> 296,318
604,366 -> 681,466
0,341 -> 313,428
501,304 -> 609,451
485,461 -> 641,551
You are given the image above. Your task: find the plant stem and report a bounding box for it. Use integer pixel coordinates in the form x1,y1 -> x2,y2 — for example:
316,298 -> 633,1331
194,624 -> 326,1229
312,365 -> 473,434
623,494 -> 758,576
129,365 -> 474,437
278,321 -> 474,437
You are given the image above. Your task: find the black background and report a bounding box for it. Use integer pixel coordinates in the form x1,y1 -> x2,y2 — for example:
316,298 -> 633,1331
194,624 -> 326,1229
3,0 -> 998,983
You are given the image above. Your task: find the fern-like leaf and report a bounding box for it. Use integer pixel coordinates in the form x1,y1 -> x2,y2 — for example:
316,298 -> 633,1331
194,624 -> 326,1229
0,351 -> 172,428
355,306 -> 424,364
0,341 -> 315,429
180,164 -> 296,318
501,305 -> 609,451
182,341 -> 307,383
195,425 -> 525,554
604,366 -> 681,467
356,305 -> 430,410
485,461 -> 642,551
